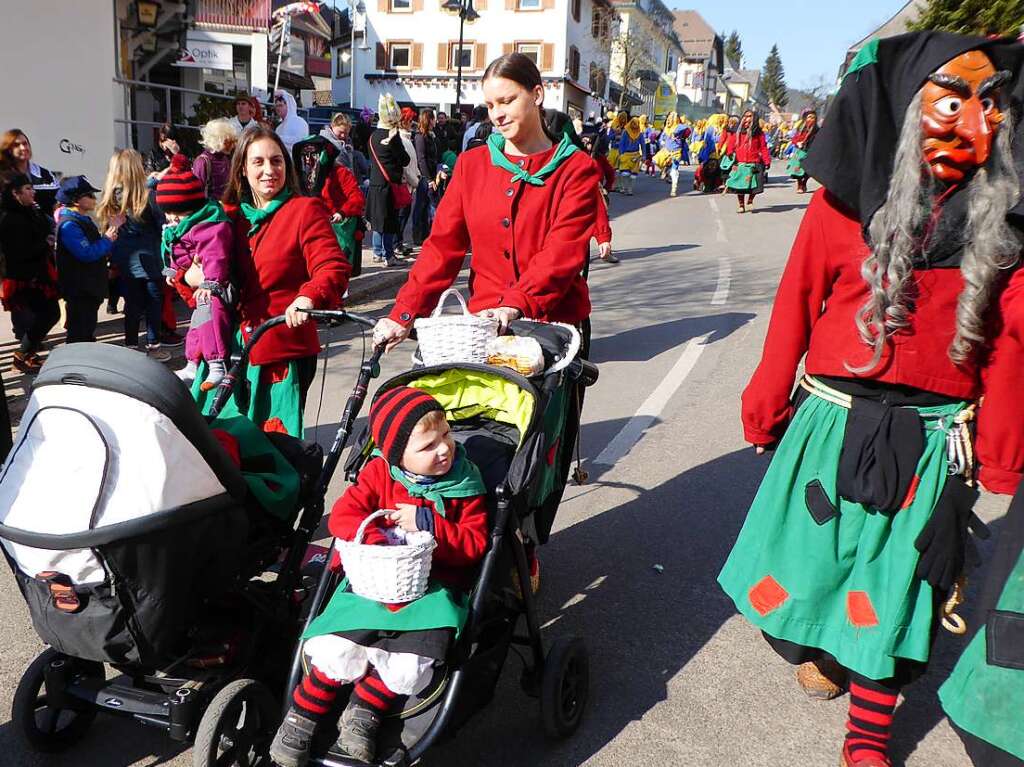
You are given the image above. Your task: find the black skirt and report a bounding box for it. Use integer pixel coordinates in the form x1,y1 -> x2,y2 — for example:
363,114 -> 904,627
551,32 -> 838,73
335,627 -> 454,661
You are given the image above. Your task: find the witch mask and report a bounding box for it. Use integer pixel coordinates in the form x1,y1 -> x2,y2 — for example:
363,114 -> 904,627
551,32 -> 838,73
921,50 -> 1010,183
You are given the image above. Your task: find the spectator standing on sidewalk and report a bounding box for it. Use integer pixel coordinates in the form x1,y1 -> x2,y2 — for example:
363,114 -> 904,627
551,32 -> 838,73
320,113 -> 356,172
228,94 -> 261,136
0,129 -> 60,216
412,108 -> 439,246
193,118 -> 239,201
96,149 -> 170,362
54,176 -> 122,344
365,94 -> 410,267
395,107 -> 420,258
461,104 -> 488,152
146,123 -> 182,176
0,174 -> 60,373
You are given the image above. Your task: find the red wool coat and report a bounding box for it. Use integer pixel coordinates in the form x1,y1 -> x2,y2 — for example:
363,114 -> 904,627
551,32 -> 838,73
742,189 -> 1024,492
593,183 -> 612,245
388,143 -> 599,326
229,196 -> 351,366
321,164 -> 366,218
725,132 -> 771,166
328,457 -> 489,589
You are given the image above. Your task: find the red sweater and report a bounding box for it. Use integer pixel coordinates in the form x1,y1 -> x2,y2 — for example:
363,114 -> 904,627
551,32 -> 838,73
742,189 -> 1024,492
725,132 -> 770,166
321,164 -> 365,219
230,196 -> 351,366
388,143 -> 598,326
328,457 -> 489,589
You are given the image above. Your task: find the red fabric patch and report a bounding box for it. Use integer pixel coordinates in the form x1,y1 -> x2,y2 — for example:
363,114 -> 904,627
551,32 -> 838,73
547,437 -> 561,466
262,417 -> 288,435
260,362 -> 292,385
847,591 -> 879,628
900,475 -> 921,510
748,575 -> 789,616
210,429 -> 241,466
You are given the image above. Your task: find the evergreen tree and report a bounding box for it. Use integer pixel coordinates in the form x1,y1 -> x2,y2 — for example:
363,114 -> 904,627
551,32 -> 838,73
908,0 -> 1024,36
762,44 -> 789,109
725,30 -> 743,69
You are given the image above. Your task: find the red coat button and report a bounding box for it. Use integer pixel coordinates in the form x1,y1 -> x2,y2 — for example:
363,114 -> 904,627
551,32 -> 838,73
501,217 -> 510,228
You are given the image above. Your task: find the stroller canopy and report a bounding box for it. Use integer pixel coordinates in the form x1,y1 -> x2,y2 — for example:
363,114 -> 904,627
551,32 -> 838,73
0,344 -> 247,584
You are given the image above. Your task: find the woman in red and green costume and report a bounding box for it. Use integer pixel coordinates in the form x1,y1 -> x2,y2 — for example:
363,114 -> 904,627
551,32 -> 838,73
197,127 -> 351,437
717,32 -> 1024,767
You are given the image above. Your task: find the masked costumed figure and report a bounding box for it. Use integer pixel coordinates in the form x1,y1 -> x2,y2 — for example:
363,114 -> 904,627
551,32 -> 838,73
717,32 -> 1024,767
787,110 -> 819,193
616,116 -> 644,195
605,112 -> 626,180
722,109 -> 771,212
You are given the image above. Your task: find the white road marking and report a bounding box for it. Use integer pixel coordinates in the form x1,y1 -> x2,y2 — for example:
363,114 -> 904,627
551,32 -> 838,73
712,258 -> 732,305
593,333 -> 711,466
709,197 -> 727,243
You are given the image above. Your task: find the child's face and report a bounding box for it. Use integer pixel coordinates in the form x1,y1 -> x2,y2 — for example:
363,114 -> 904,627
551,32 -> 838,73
401,414 -> 455,477
75,194 -> 97,212
164,212 -> 184,225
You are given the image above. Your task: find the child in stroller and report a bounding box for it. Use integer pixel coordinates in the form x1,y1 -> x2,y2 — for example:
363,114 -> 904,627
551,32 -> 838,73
272,387 -> 488,766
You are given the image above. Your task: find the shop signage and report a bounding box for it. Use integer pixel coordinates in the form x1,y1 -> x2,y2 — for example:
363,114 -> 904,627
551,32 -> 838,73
174,37 -> 233,70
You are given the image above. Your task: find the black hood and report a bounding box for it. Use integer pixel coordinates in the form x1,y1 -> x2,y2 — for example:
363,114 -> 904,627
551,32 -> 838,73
804,31 -> 1024,226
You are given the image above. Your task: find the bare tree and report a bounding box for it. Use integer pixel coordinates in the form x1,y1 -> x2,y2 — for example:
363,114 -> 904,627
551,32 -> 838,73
606,22 -> 656,109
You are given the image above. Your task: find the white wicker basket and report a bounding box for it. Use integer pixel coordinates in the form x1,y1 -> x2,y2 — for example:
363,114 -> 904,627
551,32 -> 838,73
413,288 -> 498,366
336,510 -> 436,603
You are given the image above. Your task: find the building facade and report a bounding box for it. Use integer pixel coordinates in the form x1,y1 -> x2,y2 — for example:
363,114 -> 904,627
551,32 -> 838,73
332,0 -> 613,118
716,67 -> 767,115
671,9 -> 722,114
607,0 -> 682,117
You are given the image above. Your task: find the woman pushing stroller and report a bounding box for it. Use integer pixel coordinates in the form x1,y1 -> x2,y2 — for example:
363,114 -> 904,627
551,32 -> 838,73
271,388 -> 488,766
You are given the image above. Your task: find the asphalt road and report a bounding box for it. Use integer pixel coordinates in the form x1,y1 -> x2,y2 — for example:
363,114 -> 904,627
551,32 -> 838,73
0,167 -> 1009,767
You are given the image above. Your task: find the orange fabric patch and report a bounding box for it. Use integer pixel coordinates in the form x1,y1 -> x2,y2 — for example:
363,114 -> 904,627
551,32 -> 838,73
900,475 -> 921,510
749,575 -> 789,616
262,417 -> 288,435
259,362 -> 292,385
847,591 -> 879,628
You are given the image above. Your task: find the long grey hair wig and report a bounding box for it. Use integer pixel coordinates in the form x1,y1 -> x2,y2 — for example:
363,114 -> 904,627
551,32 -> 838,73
850,91 -> 1021,373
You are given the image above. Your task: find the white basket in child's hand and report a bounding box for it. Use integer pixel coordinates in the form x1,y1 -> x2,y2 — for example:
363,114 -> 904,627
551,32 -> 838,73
335,510 -> 437,603
413,288 -> 498,366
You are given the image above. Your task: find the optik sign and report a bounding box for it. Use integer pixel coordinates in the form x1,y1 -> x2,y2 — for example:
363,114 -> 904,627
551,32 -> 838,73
174,37 -> 232,71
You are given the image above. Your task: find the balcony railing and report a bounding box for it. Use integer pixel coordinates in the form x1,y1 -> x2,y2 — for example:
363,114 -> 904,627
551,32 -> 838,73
194,0 -> 271,30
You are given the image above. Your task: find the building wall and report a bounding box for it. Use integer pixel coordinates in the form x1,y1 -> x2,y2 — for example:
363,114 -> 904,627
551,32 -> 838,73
608,3 -> 680,114
565,0 -> 613,118
0,0 -> 118,184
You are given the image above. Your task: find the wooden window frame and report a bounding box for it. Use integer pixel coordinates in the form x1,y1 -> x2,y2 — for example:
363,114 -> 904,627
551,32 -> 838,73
568,45 -> 580,81
515,41 -> 542,64
449,42 -> 474,71
390,0 -> 413,11
388,41 -> 413,69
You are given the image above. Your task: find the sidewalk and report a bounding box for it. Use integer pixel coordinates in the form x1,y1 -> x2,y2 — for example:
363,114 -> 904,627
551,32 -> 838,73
0,246 -> 412,429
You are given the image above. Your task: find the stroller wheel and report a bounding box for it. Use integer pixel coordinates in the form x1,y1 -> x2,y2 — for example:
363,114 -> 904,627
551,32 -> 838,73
540,637 -> 589,739
12,648 -> 102,752
192,679 -> 278,767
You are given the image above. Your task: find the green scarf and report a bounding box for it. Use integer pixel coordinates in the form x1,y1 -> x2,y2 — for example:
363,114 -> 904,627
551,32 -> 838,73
240,188 -> 292,236
374,444 -> 486,517
486,132 -> 578,186
160,200 -> 230,266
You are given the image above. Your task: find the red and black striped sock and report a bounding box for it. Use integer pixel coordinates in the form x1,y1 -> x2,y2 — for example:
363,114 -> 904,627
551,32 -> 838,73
352,669 -> 399,714
292,666 -> 343,718
844,675 -> 899,763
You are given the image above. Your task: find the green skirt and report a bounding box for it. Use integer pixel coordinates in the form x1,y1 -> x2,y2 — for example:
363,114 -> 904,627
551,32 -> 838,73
787,148 -> 808,178
726,161 -> 764,194
718,394 -> 966,680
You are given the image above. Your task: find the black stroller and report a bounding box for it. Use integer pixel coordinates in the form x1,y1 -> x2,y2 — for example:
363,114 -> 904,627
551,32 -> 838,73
1,310 -> 378,766
284,319 -> 600,766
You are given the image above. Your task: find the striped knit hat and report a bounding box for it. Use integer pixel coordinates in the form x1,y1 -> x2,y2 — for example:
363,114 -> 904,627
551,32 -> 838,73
369,386 -> 444,466
155,154 -> 206,213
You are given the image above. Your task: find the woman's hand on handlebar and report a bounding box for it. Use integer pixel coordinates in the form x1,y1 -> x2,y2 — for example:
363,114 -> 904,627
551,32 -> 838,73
480,306 -> 522,333
285,295 -> 315,328
373,317 -> 411,352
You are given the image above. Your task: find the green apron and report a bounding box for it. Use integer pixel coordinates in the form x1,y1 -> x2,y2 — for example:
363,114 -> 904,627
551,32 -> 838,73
939,541 -> 1024,758
191,331 -> 304,438
787,148 -> 809,178
718,394 -> 966,680
725,161 -> 763,193
303,445 -> 486,641
331,216 -> 359,264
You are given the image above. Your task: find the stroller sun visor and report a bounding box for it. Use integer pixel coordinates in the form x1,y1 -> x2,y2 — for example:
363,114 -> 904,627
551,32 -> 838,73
0,344 -> 247,584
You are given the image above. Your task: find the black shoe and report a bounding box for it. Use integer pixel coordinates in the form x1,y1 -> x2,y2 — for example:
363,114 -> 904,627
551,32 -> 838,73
160,330 -> 185,348
269,707 -> 318,767
330,701 -> 381,763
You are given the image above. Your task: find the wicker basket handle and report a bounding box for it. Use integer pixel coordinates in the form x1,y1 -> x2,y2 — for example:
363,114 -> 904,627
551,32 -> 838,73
430,288 -> 471,318
354,509 -> 391,545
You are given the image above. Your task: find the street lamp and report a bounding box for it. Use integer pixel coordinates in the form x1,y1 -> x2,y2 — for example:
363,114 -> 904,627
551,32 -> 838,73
442,0 -> 479,116
137,0 -> 161,27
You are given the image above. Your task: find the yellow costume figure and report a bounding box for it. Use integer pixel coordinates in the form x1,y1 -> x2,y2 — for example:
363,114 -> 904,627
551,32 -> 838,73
616,117 -> 644,194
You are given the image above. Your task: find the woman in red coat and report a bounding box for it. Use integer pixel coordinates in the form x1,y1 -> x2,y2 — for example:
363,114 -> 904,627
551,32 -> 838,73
722,110 -> 771,213
213,127 -> 351,436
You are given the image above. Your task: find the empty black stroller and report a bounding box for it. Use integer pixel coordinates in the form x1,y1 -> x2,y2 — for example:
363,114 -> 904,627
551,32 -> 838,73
283,319 -> 600,766
1,310 -> 377,766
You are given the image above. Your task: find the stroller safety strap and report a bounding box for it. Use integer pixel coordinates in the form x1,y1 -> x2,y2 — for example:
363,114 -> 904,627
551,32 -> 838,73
36,571 -> 82,613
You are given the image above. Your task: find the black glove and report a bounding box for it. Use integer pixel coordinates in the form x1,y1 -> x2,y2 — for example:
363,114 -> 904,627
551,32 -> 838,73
914,476 -> 988,592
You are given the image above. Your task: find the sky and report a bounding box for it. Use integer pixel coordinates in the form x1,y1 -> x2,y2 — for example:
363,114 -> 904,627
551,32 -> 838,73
680,0 -> 912,90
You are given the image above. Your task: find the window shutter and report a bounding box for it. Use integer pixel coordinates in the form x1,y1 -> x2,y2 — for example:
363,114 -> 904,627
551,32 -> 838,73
542,0 -> 555,9
412,0 -> 423,10
379,0 -> 389,11
474,42 -> 486,69
503,42 -> 514,56
505,0 -> 516,10
438,42 -> 449,71
412,42 -> 423,69
377,42 -> 387,69
475,0 -> 487,9
541,42 -> 554,71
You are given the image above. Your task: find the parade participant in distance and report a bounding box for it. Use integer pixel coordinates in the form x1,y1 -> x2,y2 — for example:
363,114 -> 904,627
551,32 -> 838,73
787,110 -> 819,194
273,90 -> 309,155
718,32 -> 1024,767
722,109 -> 771,213
0,129 -> 60,216
373,52 -> 599,547
615,115 -> 644,196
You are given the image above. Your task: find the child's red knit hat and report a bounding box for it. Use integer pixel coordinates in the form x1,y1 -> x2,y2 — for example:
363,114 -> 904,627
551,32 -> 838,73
369,386 -> 444,466
155,153 -> 206,213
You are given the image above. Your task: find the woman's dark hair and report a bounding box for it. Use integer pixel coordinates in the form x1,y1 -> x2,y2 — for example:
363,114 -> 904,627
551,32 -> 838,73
223,126 -> 300,206
483,53 -> 555,140
418,107 -> 435,136
158,123 -> 180,143
741,110 -> 763,138
0,129 -> 29,175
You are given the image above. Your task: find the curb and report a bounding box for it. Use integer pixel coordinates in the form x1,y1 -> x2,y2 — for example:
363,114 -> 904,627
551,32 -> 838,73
345,267 -> 410,307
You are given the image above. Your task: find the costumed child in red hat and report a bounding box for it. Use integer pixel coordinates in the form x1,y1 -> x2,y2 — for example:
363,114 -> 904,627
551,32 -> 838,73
270,387 -> 488,767
156,154 -> 235,391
